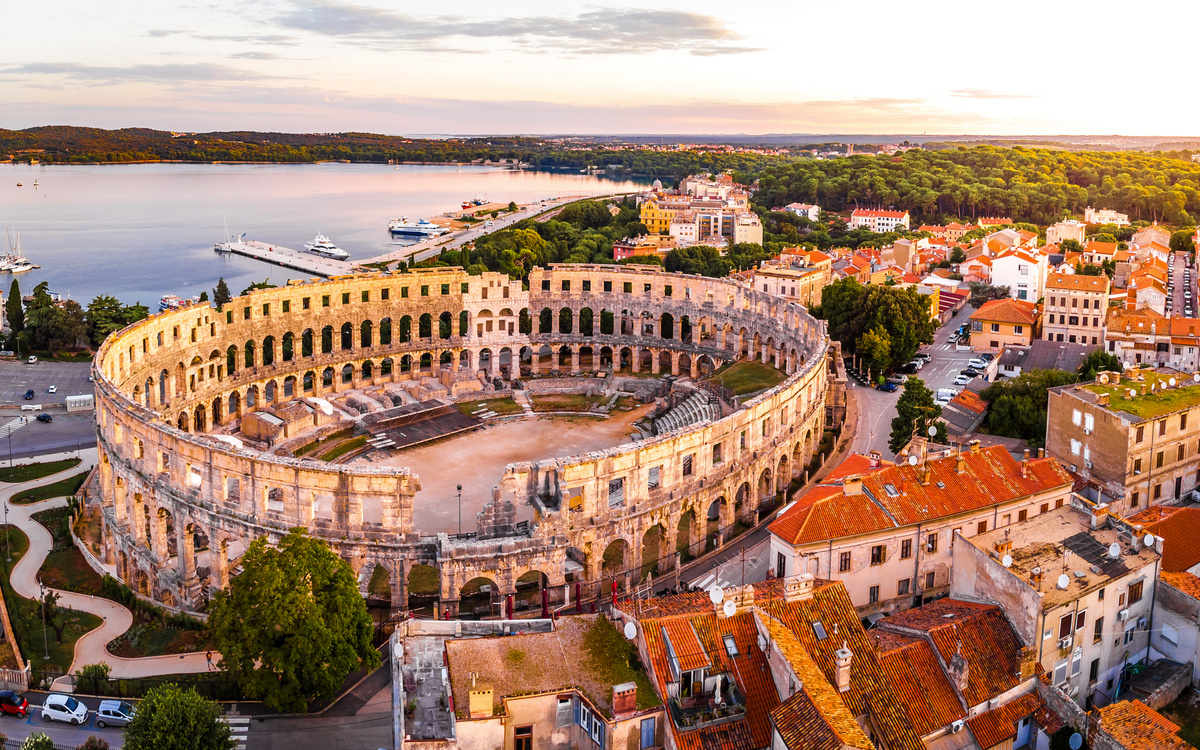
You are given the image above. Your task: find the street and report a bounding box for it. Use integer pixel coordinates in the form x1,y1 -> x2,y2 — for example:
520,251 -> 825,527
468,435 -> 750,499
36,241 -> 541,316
0,693 -> 126,748
0,360 -> 93,407
849,302 -> 982,461
0,412 -> 96,461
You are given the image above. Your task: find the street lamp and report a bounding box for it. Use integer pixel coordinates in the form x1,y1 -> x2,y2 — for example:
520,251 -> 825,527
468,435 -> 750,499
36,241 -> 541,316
39,583 -> 49,661
3,503 -> 9,562
457,485 -> 463,536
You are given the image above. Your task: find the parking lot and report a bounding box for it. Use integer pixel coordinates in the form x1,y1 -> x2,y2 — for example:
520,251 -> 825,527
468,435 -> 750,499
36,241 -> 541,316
1166,251 -> 1197,318
0,360 -> 93,406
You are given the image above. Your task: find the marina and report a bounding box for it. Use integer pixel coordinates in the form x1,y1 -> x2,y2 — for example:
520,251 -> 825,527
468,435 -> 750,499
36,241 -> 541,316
214,239 -> 356,277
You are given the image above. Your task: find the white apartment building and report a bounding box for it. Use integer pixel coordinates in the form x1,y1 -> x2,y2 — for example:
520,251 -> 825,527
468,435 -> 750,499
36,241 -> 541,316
848,209 -> 911,233
991,249 -> 1048,302
783,202 -> 820,220
952,504 -> 1160,710
1084,207 -> 1131,226
1047,220 -> 1087,246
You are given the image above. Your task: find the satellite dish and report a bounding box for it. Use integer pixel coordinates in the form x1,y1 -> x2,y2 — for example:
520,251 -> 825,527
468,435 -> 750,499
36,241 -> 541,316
392,642 -> 404,659
927,425 -> 938,437
1144,533 -> 1156,548
1002,555 -> 1012,568
723,599 -> 737,617
709,586 -> 724,605
908,455 -> 919,466
1170,377 -> 1177,386
1069,733 -> 1083,750
1108,543 -> 1120,559
1194,373 -> 1199,383
1057,574 -> 1071,590
624,621 -> 637,640
1129,389 -> 1138,398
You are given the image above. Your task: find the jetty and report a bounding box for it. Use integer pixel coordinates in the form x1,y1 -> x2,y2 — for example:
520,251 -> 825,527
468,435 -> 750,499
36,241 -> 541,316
216,240 -> 357,277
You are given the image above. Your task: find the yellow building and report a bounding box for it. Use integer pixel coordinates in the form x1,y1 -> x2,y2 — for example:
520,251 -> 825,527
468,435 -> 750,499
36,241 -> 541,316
969,298 -> 1039,352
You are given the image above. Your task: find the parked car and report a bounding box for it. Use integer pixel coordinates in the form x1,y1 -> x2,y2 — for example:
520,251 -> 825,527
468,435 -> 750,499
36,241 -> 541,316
898,364 -> 918,375
96,700 -> 135,728
36,414 -> 52,423
979,353 -> 995,362
948,333 -> 959,343
877,382 -> 899,393
0,690 -> 28,718
960,368 -> 981,377
968,358 -> 988,369
913,352 -> 931,361
47,385 -> 57,394
41,693 -> 88,725
25,356 -> 36,365
886,374 -> 909,385
952,375 -> 972,386
23,390 -> 34,400
907,359 -> 925,369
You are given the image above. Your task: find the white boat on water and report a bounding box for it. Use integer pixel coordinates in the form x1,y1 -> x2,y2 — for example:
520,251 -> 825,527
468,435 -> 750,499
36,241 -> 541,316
303,233 -> 350,259
388,217 -> 448,238
8,259 -> 33,274
2,228 -> 37,273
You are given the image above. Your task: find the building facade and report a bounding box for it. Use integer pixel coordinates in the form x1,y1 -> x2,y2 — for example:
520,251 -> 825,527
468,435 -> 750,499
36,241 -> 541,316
970,298 -> 1039,352
1043,273 -> 1110,345
848,209 -> 911,233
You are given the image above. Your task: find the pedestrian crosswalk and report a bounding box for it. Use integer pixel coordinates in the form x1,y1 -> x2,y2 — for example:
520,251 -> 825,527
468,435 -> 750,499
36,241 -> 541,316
223,715 -> 250,749
0,417 -> 28,439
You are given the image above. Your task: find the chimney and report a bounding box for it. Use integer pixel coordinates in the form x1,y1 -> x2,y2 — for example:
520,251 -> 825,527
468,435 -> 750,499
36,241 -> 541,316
869,450 -> 882,468
948,652 -> 970,694
784,573 -> 815,602
956,454 -> 966,474
613,682 -> 637,717
843,476 -> 863,495
468,683 -> 494,719
1038,448 -> 1045,458
968,439 -> 982,454
1023,448 -> 1031,462
833,643 -> 853,693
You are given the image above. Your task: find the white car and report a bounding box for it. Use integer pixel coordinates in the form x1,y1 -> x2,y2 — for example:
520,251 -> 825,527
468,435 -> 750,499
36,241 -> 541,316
948,333 -> 959,343
41,693 -> 88,725
968,358 -> 988,369
47,385 -> 57,394
952,375 -> 972,386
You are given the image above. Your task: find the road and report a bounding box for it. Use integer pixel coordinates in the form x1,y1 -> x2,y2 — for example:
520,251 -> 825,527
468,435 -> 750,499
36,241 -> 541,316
0,412 -> 96,461
1167,251 -> 1197,318
0,361 -> 93,406
0,693 -> 129,748
849,303 -> 982,461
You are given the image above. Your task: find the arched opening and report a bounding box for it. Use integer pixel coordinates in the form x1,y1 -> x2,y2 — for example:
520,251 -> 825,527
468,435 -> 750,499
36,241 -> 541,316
159,369 -> 168,404
558,345 -> 572,368
419,313 -> 433,339
601,539 -> 629,591
379,317 -> 392,346
697,355 -> 715,378
262,336 -> 275,366
439,350 -> 452,366
303,372 -> 314,392
420,353 -> 433,372
657,350 -> 671,373
381,357 -> 393,376
302,328 -> 314,357
680,315 -> 693,343
226,346 -> 238,375
660,312 -> 674,339
362,360 -> 373,379
178,412 -> 189,431
519,308 -> 532,334
579,346 -> 594,370
193,405 -> 206,432
559,308 -> 574,335
282,332 -> 294,362
678,353 -> 692,376
341,322 -> 353,351
600,346 -> 613,368
246,385 -> 259,409
401,354 -> 413,373
264,379 -> 276,402
539,308 -> 553,334
619,347 -> 632,371
322,368 -> 334,387
400,316 -> 412,343
639,348 -> 653,371
244,340 -> 256,369
459,310 -> 469,337
479,349 -> 492,373
600,309 -> 615,335
407,563 -> 439,613
705,497 -> 726,551
515,570 -> 549,612
360,320 -> 373,348
640,524 -> 667,583
459,576 -> 498,619
677,509 -> 699,561
321,326 -> 333,354
228,390 -> 241,414
211,396 -> 222,425
341,364 -> 354,384
579,307 -> 594,337
364,562 -> 391,601
438,312 -> 452,340
758,468 -> 774,502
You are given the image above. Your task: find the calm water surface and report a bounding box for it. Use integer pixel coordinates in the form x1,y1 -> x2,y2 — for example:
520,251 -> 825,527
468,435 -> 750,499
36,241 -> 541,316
1,163 -> 646,306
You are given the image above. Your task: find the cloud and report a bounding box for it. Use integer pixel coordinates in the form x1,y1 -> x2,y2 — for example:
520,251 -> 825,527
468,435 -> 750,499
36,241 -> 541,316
194,33 -> 295,45
950,88 -> 1036,100
230,51 -> 280,60
147,29 -> 183,37
3,62 -> 272,85
270,2 -> 762,55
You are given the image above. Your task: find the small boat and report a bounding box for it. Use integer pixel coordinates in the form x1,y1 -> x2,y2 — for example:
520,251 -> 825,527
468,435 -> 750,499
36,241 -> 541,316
33,180 -> 39,188
8,260 -> 34,274
389,217 -> 449,238
15,183 -> 21,187
303,233 -> 350,259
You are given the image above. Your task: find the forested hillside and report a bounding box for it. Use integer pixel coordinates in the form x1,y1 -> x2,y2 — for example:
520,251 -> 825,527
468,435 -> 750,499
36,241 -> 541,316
753,147 -> 1200,225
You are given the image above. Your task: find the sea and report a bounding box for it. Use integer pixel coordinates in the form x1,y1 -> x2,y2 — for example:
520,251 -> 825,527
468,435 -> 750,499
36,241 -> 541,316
0,162 -> 648,307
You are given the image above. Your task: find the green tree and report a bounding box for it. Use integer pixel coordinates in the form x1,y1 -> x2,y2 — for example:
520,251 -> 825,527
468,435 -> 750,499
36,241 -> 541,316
1170,229 -> 1196,255
855,326 -> 891,382
1078,350 -> 1123,381
949,247 -> 966,264
5,279 -> 23,336
980,369 -> 1079,446
1059,239 -> 1083,254
240,278 -> 277,296
507,201 -> 518,212
967,283 -> 1011,308
889,378 -> 946,454
213,278 -> 233,307
209,529 -> 379,713
122,684 -> 235,750
198,291 -> 209,302
85,295 -> 125,348
45,300 -> 88,351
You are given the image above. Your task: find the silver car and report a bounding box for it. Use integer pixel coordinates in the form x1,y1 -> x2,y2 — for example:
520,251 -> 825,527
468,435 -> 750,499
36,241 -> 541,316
96,699 -> 135,728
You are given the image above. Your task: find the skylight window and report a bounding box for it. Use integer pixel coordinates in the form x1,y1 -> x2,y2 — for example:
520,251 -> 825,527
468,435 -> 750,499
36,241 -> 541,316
723,634 -> 738,657
883,483 -> 900,497
813,621 -> 828,640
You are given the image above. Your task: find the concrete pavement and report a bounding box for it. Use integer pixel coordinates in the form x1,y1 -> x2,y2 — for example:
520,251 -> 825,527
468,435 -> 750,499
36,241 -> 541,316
2,451 -> 213,683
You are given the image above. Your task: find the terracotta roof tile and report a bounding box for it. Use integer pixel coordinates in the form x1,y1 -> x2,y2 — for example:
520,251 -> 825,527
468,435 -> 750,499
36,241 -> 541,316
877,639 -> 965,735
876,599 -> 1023,706
1046,273 -> 1111,292
1093,699 -> 1194,750
970,298 -> 1039,326
1143,507 -> 1200,572
966,693 -> 1046,749
767,486 -> 897,545
1160,572 -> 1200,600
663,619 -> 712,672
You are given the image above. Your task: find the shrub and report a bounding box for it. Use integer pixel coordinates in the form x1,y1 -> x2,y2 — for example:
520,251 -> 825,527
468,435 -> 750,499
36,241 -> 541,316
78,738 -> 111,750
21,733 -> 54,750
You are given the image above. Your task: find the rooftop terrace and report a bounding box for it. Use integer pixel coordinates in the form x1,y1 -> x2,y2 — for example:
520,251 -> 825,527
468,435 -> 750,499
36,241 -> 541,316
1078,369 -> 1200,420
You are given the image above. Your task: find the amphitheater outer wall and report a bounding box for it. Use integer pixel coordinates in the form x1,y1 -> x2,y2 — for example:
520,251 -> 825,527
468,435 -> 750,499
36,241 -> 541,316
92,263 -> 830,612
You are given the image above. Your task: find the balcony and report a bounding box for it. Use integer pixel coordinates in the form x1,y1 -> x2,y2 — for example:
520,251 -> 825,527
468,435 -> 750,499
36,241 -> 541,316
667,678 -> 746,731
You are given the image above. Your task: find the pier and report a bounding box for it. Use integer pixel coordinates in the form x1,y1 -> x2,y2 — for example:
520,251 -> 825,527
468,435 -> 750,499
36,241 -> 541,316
217,240 -> 357,277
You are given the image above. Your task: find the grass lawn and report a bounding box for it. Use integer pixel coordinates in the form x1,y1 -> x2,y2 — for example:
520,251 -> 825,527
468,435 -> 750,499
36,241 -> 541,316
456,397 -> 524,417
0,458 -> 82,483
10,472 -> 88,505
530,394 -> 606,412
0,525 -> 103,674
409,565 -> 439,597
39,548 -> 105,596
582,617 -> 661,711
320,435 -> 367,461
1162,694 -> 1200,747
368,564 -> 390,598
706,360 -> 787,395
108,625 -> 209,659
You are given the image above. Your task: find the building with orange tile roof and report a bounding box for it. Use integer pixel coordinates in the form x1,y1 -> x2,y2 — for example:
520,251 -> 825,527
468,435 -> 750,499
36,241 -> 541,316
754,248 -> 834,308
992,247 -> 1049,303
768,442 -> 1073,616
961,255 -> 993,284
979,217 -> 1014,228
966,693 -> 1054,750
849,209 -> 910,233
951,504 -> 1161,709
1101,307 -> 1189,369
1088,697 -> 1195,750
970,298 -> 1039,352
1150,570 -> 1200,684
1043,273 -> 1111,346
1084,207 -> 1130,227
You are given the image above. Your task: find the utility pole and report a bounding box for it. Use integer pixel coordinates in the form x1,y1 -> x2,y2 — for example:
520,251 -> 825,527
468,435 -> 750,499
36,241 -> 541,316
4,504 -> 9,561
39,583 -> 49,660
457,484 -> 463,536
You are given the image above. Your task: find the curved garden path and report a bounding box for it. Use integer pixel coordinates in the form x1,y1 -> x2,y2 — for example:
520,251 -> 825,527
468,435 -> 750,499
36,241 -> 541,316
1,451 -> 213,683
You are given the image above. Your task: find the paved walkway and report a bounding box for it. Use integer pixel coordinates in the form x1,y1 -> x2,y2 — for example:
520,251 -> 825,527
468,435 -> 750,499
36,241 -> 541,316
1,450 -> 213,685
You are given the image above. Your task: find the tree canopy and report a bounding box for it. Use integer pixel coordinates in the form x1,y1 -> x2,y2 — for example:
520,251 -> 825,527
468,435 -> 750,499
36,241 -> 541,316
208,529 -> 379,713
889,378 -> 948,454
979,369 -> 1080,446
812,278 -> 936,369
122,684 -> 235,750
85,295 -> 149,347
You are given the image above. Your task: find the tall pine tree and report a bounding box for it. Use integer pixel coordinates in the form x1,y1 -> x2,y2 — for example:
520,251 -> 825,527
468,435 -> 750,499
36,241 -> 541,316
5,279 -> 23,335
213,277 -> 232,307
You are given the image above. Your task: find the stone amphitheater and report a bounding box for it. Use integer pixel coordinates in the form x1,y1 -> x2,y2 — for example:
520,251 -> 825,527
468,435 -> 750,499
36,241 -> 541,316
92,263 -> 833,616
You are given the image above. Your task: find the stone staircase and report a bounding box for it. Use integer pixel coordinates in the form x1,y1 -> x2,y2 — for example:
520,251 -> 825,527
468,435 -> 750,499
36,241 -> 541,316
651,388 -> 720,435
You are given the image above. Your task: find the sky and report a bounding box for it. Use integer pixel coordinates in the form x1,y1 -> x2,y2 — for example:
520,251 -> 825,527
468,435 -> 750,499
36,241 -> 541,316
2,0 -> 1195,136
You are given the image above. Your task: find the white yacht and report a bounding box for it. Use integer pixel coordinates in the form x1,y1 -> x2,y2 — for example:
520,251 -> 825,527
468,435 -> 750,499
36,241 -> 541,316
388,217 -> 448,238
303,233 -> 350,260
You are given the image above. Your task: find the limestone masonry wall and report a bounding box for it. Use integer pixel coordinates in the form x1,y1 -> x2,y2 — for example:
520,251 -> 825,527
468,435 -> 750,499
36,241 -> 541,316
93,264 -> 831,613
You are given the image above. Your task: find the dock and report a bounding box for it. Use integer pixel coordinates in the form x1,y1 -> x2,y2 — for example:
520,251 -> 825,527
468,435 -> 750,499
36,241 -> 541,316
217,240 -> 357,277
